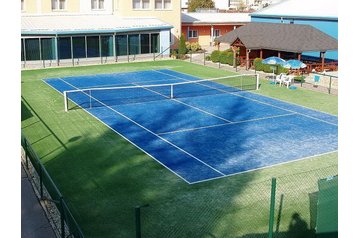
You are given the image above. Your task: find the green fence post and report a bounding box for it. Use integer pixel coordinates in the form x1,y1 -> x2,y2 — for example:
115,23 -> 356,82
60,197 -> 65,238
203,52 -> 206,65
24,138 -> 29,170
135,204 -> 149,238
268,177 -> 277,238
190,52 -> 192,62
39,164 -> 44,199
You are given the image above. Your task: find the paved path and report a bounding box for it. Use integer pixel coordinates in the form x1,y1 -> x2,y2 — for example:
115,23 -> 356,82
21,165 -> 57,238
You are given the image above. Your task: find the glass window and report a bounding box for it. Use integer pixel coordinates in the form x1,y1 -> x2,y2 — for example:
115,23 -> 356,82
25,38 -> 40,61
155,0 -> 171,9
72,37 -> 86,59
133,0 -> 149,9
41,38 -> 56,60
151,33 -> 160,53
92,0 -> 104,10
87,36 -> 100,57
58,37 -> 71,59
128,34 -> 139,55
164,0 -> 171,9
213,29 -> 220,38
101,35 -> 114,57
52,0 -> 66,10
115,35 -> 128,56
140,34 -> 150,54
155,0 -> 162,9
21,39 -> 25,61
188,30 -> 198,38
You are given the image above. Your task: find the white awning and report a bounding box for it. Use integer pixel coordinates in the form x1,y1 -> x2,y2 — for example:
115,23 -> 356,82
21,14 -> 173,35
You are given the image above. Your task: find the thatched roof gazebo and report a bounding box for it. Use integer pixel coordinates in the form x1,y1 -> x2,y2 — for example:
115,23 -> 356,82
215,22 -> 338,71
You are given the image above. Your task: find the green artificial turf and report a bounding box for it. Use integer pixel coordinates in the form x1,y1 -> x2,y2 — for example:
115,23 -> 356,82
21,60 -> 338,238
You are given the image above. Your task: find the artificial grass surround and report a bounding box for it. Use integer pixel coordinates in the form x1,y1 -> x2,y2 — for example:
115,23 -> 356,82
21,60 -> 338,238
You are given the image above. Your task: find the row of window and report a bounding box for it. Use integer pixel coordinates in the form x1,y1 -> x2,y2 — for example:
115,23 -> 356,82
187,29 -> 221,39
21,0 -> 172,11
133,0 -> 171,10
21,33 -> 160,61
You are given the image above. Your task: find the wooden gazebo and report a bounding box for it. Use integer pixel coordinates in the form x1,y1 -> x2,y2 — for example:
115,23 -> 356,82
215,22 -> 338,72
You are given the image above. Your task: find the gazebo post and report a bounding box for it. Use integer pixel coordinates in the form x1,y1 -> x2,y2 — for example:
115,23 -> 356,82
246,49 -> 250,70
297,53 -> 301,61
321,52 -> 326,71
278,51 -> 281,58
260,49 -> 263,59
232,46 -> 238,68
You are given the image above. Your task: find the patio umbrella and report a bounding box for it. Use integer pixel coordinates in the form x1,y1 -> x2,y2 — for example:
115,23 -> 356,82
262,56 -> 287,66
283,59 -> 307,69
262,56 -> 287,79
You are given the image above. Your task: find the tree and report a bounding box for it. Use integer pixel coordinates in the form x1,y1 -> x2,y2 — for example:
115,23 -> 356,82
188,0 -> 215,12
178,34 -> 187,57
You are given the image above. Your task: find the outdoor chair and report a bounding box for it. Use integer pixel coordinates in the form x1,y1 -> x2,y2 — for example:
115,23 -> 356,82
274,73 -> 286,86
282,75 -> 294,88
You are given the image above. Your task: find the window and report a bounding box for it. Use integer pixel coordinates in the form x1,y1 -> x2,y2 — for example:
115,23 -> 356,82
133,0 -> 150,9
188,30 -> 198,38
21,0 -> 24,11
213,29 -> 220,38
91,0 -> 104,10
52,0 -> 66,10
155,0 -> 171,9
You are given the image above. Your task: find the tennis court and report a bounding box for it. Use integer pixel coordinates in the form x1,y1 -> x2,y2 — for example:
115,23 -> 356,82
44,69 -> 338,184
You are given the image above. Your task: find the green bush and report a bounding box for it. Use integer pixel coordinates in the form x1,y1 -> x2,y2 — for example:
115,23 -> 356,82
178,34 -> 187,56
190,42 -> 202,52
254,58 -> 263,71
211,50 -> 221,63
277,65 -> 289,75
205,55 -> 211,61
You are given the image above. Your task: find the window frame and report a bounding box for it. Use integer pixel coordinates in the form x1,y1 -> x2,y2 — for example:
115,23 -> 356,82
154,0 -> 172,10
132,0 -> 150,10
188,30 -> 198,39
213,29 -> 221,38
52,0 -> 66,11
91,0 -> 105,10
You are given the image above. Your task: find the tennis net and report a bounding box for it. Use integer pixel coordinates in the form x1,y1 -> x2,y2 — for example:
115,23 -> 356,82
64,74 -> 259,111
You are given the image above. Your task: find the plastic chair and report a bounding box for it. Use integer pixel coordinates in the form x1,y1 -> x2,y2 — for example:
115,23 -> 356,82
275,73 -> 286,86
283,75 -> 294,88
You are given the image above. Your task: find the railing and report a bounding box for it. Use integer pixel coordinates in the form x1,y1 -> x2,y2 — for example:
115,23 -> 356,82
21,134 -> 84,238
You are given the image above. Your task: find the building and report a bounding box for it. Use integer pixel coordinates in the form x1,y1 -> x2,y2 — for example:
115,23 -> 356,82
21,0 -> 181,67
181,12 -> 250,46
250,0 -> 338,60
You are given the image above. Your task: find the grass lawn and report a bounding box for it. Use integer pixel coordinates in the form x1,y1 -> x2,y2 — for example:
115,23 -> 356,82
21,60 -> 338,238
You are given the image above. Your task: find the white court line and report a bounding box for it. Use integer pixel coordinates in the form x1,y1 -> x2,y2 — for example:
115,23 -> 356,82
158,113 -> 296,135
188,150 -> 338,185
130,81 -> 232,123
55,77 -> 226,177
42,79 -> 193,184
153,70 -> 338,127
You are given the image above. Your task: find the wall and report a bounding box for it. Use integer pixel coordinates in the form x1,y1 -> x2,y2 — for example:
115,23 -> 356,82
182,25 -> 243,46
114,0 -> 181,47
251,16 -> 338,60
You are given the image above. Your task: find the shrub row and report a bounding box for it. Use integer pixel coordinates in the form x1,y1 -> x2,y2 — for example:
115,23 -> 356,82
210,50 -> 237,66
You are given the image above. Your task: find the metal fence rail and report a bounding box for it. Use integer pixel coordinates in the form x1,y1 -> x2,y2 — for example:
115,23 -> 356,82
21,134 -> 84,238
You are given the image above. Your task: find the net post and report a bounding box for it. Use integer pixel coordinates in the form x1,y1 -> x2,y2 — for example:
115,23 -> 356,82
256,74 -> 260,90
89,90 -> 92,109
328,76 -> 332,94
170,84 -> 174,99
64,91 -> 68,112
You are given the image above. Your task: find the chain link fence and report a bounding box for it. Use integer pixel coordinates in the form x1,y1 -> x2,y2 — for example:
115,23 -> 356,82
21,135 -> 84,238
134,165 -> 337,238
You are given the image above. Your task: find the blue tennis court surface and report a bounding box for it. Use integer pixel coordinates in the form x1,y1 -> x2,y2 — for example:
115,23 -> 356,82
44,69 -> 338,184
